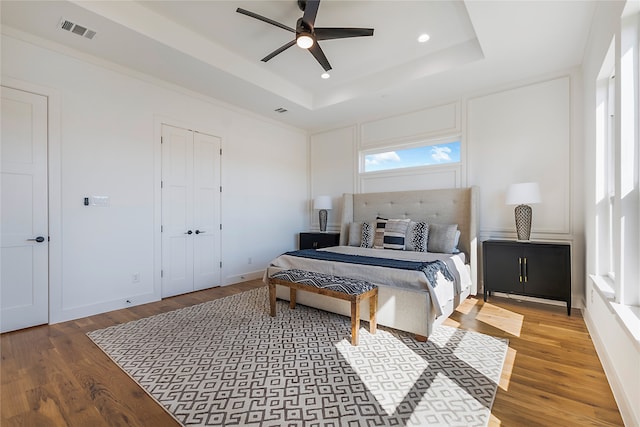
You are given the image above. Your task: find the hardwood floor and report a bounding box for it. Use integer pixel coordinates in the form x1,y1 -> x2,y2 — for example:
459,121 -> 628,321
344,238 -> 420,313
1,281 -> 623,426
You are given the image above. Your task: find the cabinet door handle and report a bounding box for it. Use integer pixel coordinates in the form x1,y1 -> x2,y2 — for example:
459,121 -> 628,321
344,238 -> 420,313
518,257 -> 523,283
523,257 -> 528,283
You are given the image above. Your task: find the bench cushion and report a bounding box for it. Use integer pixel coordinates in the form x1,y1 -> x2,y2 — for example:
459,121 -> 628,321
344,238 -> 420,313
271,269 -> 377,295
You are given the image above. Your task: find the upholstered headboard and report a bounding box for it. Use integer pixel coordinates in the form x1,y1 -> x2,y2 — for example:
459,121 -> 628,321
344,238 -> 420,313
339,187 -> 479,294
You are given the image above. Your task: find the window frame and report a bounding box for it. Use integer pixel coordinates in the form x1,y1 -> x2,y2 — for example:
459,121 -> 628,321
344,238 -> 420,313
359,137 -> 462,175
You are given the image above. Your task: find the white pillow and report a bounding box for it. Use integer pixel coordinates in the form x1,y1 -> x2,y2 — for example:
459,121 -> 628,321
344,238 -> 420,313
348,222 -> 362,246
427,223 -> 459,253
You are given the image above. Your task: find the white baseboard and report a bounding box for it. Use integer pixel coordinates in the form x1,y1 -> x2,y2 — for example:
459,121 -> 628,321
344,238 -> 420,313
224,270 -> 265,286
583,307 -> 639,427
50,292 -> 159,324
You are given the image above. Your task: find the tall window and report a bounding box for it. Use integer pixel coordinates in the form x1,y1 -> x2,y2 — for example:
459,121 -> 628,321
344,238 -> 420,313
594,10 -> 640,307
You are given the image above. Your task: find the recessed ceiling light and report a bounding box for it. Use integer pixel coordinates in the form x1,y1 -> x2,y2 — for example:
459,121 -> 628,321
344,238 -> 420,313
418,33 -> 430,43
321,73 -> 330,79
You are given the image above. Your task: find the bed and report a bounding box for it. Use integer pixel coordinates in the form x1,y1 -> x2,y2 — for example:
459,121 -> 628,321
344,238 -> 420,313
265,187 -> 479,339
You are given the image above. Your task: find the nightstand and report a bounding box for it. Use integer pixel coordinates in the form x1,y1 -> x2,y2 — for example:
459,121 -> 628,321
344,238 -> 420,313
299,232 -> 340,250
483,239 -> 571,315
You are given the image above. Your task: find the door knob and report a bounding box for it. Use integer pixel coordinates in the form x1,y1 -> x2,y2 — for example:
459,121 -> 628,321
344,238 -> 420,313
27,236 -> 46,243
195,230 -> 206,234
185,230 -> 193,235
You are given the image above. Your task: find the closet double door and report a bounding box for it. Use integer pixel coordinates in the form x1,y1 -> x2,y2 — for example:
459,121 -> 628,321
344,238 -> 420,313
162,124 -> 221,297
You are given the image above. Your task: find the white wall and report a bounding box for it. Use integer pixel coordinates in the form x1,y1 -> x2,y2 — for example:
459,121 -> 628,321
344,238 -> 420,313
309,125 -> 357,232
581,1 -> 639,426
467,74 -> 585,307
310,72 -> 581,303
1,32 -> 307,323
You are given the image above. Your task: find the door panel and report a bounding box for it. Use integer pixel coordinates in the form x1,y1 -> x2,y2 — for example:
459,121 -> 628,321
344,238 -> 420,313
1,86 -> 48,332
524,245 -> 570,299
484,242 -> 523,293
193,132 -> 221,290
161,126 -> 221,297
161,125 -> 194,297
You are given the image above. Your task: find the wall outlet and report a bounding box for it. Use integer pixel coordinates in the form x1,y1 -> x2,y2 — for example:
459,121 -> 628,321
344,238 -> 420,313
132,273 -> 140,283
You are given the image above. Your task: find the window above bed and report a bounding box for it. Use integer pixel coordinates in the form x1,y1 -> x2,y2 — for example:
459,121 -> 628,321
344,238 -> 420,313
362,140 -> 461,173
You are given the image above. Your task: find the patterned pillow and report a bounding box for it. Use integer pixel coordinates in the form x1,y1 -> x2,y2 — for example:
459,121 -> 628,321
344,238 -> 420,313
382,218 -> 411,250
360,221 -> 375,248
405,221 -> 429,252
372,217 -> 388,249
427,223 -> 459,253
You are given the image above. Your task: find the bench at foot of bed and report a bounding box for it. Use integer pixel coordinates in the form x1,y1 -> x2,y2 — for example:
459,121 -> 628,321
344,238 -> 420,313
268,269 -> 378,346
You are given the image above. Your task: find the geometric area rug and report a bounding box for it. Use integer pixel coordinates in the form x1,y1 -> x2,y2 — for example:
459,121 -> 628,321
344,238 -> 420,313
87,287 -> 508,427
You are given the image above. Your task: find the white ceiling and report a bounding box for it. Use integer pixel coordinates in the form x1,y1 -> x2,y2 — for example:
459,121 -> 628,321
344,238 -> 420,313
1,1 -> 596,132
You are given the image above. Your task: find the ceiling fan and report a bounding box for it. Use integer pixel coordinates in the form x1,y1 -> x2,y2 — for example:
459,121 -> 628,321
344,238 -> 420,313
236,0 -> 374,72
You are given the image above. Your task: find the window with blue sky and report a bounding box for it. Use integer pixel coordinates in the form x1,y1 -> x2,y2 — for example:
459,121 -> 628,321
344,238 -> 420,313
364,141 -> 461,173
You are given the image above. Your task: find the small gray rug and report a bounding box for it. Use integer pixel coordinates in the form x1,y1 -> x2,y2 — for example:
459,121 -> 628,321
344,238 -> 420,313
88,287 -> 507,427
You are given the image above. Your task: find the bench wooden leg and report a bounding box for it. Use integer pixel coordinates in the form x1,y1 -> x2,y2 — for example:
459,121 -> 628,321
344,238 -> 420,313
269,283 -> 276,317
369,291 -> 377,335
290,288 -> 297,309
351,299 -> 360,346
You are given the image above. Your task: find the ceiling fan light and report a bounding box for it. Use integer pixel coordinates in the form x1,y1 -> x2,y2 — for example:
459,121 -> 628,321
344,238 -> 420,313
296,34 -> 314,49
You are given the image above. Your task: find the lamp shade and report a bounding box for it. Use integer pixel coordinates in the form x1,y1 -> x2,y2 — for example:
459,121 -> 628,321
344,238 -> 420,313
313,196 -> 332,210
505,182 -> 541,205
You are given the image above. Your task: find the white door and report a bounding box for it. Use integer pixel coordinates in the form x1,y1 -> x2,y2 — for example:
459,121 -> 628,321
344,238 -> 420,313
192,132 -> 221,290
1,86 -> 49,333
161,125 -> 221,297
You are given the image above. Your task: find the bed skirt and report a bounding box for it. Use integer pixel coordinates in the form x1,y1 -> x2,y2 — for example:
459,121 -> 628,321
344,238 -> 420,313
269,266 -> 471,338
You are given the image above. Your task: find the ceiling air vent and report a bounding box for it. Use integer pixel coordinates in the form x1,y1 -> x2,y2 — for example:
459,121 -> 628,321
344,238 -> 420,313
59,18 -> 96,40
274,107 -> 288,113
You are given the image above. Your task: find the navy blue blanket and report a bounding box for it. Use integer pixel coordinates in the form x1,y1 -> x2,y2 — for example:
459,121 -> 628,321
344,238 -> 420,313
283,249 -> 454,287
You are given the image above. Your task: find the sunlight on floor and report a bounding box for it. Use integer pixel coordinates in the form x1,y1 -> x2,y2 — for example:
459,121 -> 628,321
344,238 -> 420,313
499,347 -> 516,391
443,317 -> 461,328
335,335 -> 429,416
432,326 -> 507,381
489,413 -> 503,426
455,297 -> 478,315
476,303 -> 524,337
334,326 -> 507,422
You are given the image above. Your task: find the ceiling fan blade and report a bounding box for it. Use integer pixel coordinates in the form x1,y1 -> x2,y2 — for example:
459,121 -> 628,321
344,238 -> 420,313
261,40 -> 297,62
302,0 -> 320,28
236,8 -> 295,33
314,27 -> 374,41
308,42 -> 332,72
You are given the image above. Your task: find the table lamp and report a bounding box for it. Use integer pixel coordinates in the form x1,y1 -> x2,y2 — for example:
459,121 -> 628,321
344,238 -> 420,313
505,182 -> 541,241
313,196 -> 332,232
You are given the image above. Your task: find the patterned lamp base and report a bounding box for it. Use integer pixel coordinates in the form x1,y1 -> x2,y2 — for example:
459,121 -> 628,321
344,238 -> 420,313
514,204 -> 532,241
319,209 -> 328,232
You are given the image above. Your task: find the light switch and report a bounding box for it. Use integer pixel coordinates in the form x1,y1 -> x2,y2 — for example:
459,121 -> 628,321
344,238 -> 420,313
91,196 -> 110,207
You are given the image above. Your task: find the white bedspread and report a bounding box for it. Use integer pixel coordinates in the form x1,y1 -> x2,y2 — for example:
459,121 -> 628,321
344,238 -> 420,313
266,246 -> 471,317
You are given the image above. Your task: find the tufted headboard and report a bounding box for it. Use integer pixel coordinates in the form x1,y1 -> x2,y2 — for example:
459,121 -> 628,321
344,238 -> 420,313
339,187 -> 479,294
